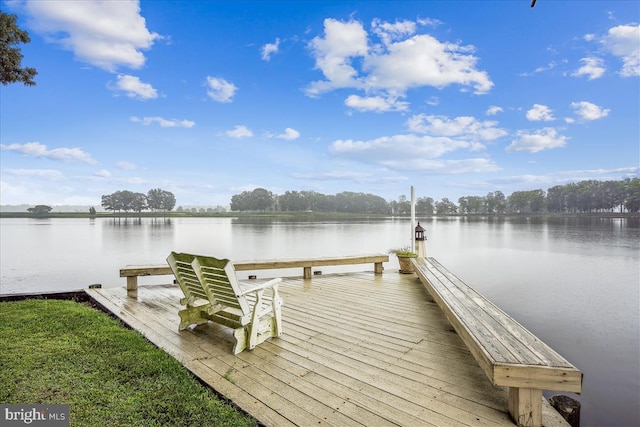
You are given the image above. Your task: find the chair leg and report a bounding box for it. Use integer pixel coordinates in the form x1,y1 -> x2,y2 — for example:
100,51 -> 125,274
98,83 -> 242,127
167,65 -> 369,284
273,304 -> 282,337
232,328 -> 248,355
248,290 -> 265,350
247,320 -> 260,351
178,306 -> 209,330
272,285 -> 283,337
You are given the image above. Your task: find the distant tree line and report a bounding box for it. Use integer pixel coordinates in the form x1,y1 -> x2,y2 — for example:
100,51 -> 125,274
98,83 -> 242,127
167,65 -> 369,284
543,179 -> 638,213
229,178 -> 640,214
101,188 -> 176,213
231,189 -> 390,214
176,206 -> 227,213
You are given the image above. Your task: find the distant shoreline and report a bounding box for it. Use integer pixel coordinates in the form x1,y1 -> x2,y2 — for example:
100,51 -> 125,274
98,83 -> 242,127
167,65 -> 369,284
1,211 -> 638,219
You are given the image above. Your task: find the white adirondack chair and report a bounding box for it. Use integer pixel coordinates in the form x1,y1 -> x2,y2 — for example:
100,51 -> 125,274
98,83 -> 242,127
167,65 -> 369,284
167,252 -> 283,354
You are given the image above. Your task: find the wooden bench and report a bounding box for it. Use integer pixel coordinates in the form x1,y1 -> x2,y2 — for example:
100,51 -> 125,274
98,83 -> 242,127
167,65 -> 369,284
411,257 -> 582,427
120,253 -> 389,298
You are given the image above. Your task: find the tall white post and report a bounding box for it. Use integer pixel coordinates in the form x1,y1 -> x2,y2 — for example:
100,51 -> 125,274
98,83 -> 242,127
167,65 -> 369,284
410,186 -> 415,253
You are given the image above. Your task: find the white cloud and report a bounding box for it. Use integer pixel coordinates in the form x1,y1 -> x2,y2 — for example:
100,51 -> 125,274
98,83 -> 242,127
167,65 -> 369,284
306,18 -> 492,106
206,76 -> 238,102
307,19 -> 368,94
225,125 -> 253,138
380,157 -> 500,174
492,167 -> 640,190
426,96 -> 440,106
371,18 -> 416,46
490,174 -> 553,187
364,33 -> 493,94
506,128 -> 568,153
417,17 -> 443,28
406,114 -> 507,141
16,0 -> 160,71
328,132 -> 500,175
572,57 -> 606,80
559,166 -> 639,178
570,101 -> 610,121
4,168 -> 63,179
261,38 -> 280,61
521,61 -> 557,76
0,142 -> 97,164
526,104 -> 555,122
291,170 -> 408,185
112,74 -> 158,100
116,161 -> 137,170
94,169 -> 111,178
344,94 -> 409,112
291,170 -> 374,182
331,134 -> 465,159
276,128 -> 301,140
534,62 -> 557,73
130,116 -> 195,128
602,24 -> 640,77
486,106 -> 504,116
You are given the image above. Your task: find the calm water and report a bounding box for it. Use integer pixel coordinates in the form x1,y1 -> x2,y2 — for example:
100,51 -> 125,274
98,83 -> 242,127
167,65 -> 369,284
1,216 -> 638,426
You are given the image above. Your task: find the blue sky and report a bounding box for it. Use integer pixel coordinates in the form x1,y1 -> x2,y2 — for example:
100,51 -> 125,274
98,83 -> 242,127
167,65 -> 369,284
1,0 -> 638,208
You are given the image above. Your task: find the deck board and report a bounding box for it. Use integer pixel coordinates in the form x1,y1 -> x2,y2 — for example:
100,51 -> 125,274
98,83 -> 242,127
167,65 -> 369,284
86,270 -> 558,426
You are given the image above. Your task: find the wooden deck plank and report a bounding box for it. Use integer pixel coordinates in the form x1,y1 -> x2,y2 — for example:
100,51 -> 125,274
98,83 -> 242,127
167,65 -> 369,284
269,334 -> 503,427
188,333 -> 371,427
283,315 -> 488,390
232,346 -> 397,427
86,271 -> 541,427
252,341 -> 436,427
286,323 -> 510,414
275,329 -> 511,426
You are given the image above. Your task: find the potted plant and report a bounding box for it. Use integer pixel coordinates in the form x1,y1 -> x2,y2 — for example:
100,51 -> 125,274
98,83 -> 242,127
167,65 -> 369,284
389,247 -> 418,274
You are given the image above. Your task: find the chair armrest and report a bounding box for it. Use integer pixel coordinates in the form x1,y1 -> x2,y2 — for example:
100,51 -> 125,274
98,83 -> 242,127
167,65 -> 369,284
239,278 -> 282,296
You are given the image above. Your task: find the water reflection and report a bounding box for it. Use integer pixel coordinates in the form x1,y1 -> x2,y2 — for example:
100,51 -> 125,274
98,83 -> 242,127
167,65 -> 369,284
149,218 -> 172,227
103,217 -> 144,226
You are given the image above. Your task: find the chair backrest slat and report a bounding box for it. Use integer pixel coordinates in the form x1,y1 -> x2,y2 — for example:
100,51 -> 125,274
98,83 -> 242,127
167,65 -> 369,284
193,255 -> 251,315
167,252 -> 213,303
175,260 -> 207,300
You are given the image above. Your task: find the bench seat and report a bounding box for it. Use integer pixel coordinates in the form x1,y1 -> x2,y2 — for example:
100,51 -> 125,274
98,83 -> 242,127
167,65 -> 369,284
120,253 -> 388,297
412,257 -> 582,427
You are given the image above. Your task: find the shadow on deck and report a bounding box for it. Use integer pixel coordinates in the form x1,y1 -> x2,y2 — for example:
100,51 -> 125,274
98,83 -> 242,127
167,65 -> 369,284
86,271 -> 562,427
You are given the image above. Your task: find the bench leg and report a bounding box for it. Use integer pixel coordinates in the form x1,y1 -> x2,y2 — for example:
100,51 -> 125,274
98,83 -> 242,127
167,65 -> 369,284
508,387 -> 543,427
303,266 -> 312,279
126,276 -> 138,298
374,262 -> 383,274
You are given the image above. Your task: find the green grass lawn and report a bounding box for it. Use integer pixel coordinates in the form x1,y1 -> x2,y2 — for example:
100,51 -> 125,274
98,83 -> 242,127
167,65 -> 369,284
0,299 -> 257,427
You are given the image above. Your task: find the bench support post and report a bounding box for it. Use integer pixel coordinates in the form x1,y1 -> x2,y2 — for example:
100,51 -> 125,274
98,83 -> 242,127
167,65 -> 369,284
303,267 -> 312,279
374,261 -> 383,274
508,387 -> 543,427
126,277 -> 138,298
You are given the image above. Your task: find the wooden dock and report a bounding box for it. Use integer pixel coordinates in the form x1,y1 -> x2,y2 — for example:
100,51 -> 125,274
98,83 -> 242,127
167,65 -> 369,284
86,270 -> 569,427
